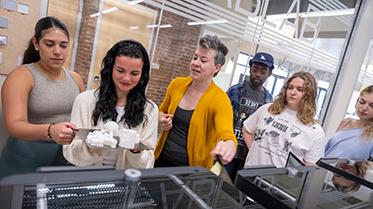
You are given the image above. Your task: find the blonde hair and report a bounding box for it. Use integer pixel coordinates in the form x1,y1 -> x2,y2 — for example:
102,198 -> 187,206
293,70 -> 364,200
332,161 -> 372,193
358,85 -> 373,138
269,71 -> 318,125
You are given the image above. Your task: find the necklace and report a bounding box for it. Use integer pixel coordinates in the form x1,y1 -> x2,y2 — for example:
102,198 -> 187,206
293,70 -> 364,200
37,62 -> 64,80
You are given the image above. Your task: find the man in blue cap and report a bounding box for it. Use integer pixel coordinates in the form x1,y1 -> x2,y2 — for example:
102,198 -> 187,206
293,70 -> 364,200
225,52 -> 274,180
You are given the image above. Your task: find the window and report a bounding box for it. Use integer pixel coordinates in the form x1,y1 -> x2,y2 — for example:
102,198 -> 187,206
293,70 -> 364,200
316,80 -> 329,118
232,52 -> 289,98
264,68 -> 289,97
17,3 -> 29,14
233,52 -> 329,119
231,52 -> 251,85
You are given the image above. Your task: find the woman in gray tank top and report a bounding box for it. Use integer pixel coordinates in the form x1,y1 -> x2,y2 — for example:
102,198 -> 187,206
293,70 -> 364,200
0,16 -> 84,178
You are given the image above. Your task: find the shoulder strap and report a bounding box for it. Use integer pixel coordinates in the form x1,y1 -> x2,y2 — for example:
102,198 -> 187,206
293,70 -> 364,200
337,118 -> 353,131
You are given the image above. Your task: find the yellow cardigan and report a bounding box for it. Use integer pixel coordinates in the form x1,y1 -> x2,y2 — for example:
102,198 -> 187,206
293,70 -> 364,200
155,77 -> 237,168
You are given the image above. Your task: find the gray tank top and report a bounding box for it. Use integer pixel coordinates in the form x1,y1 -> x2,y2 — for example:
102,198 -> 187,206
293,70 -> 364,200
26,63 -> 80,124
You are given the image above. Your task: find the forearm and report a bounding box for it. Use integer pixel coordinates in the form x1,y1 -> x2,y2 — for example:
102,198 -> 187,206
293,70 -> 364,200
6,119 -> 77,145
242,127 -> 254,149
6,121 -> 50,141
158,111 -> 165,130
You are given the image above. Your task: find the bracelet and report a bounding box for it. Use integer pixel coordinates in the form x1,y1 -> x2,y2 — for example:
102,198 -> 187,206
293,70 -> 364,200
47,123 -> 55,140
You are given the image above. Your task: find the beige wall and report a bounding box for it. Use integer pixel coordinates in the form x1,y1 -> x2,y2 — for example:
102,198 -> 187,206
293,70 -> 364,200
47,0 -> 79,70
0,0 -> 79,75
0,0 -> 41,74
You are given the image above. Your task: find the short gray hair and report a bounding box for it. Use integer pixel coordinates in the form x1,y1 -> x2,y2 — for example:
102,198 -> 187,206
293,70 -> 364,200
198,35 -> 228,66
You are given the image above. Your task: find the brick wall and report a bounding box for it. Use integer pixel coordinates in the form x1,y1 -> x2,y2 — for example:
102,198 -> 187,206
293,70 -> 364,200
73,0 -> 100,85
73,3 -> 201,104
146,11 -> 201,106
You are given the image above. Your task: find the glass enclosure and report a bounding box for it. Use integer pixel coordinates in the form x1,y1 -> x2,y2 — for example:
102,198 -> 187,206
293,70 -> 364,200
0,0 -> 364,122
236,160 -> 373,209
0,167 -> 265,209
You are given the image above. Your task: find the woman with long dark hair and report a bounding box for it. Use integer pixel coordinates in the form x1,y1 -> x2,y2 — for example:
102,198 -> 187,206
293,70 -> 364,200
0,16 -> 84,178
63,40 -> 158,169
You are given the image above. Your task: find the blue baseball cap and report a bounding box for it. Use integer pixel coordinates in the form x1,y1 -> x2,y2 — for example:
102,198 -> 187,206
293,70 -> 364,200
249,52 -> 274,70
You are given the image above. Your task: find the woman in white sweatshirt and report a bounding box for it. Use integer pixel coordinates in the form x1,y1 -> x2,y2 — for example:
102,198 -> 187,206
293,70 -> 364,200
63,40 -> 158,169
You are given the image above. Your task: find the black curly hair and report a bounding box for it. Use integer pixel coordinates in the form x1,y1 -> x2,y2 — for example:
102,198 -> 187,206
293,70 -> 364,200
92,40 -> 150,128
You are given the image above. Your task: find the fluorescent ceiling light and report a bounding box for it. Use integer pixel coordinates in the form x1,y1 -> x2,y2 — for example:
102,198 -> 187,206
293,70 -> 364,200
146,24 -> 158,28
130,26 -> 139,30
187,19 -> 228,26
159,24 -> 172,28
90,7 -> 119,17
127,0 -> 144,5
147,24 -> 172,28
268,8 -> 354,20
102,7 -> 118,14
90,12 -> 101,18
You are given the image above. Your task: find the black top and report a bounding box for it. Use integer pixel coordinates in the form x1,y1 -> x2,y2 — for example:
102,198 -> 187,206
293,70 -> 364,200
161,106 -> 194,166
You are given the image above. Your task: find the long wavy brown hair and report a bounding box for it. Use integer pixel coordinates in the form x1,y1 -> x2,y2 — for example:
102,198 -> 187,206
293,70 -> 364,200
268,71 -> 318,125
357,85 -> 373,138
